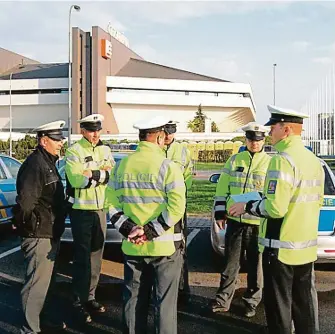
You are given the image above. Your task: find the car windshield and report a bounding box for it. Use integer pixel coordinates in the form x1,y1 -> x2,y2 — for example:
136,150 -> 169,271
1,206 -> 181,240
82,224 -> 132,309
323,165 -> 335,196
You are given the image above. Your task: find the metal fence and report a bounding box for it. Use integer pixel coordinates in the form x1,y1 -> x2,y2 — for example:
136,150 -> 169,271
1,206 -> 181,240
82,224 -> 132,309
301,64 -> 335,155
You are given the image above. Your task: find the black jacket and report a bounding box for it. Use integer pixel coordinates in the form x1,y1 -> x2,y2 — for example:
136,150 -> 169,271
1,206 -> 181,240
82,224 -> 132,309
13,145 -> 66,239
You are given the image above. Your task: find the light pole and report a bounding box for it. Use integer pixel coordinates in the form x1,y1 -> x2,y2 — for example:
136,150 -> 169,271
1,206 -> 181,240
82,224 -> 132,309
68,4 -> 81,146
273,63 -> 277,105
9,72 -> 13,157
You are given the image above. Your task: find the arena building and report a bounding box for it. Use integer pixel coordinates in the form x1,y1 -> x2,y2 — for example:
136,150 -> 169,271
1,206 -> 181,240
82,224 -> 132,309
0,25 -> 256,141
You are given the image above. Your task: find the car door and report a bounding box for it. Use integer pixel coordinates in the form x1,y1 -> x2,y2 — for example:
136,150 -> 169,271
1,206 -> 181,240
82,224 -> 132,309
319,162 -> 335,235
0,156 -> 21,223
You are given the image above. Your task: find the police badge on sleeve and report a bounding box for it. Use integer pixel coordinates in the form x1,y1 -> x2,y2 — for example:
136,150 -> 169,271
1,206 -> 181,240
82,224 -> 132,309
267,180 -> 277,194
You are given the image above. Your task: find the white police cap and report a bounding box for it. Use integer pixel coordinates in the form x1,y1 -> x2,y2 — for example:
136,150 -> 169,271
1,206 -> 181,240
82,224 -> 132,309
241,122 -> 268,141
265,105 -> 309,126
78,114 -> 104,131
33,120 -> 65,141
133,116 -> 170,131
241,122 -> 269,133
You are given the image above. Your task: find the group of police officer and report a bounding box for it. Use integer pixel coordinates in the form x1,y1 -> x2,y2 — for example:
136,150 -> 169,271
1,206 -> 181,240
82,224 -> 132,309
12,103 -> 323,334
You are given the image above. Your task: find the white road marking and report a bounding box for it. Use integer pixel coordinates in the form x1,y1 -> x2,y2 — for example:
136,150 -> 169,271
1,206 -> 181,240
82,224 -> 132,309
0,245 -> 20,260
0,272 -> 23,284
0,246 -> 22,283
187,229 -> 200,247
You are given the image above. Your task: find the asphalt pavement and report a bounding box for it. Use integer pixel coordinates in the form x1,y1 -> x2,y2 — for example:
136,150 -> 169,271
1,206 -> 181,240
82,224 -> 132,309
0,218 -> 334,333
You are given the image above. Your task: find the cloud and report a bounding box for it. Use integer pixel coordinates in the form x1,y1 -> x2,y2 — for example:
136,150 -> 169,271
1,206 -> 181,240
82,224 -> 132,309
131,44 -> 159,63
312,57 -> 333,65
0,2 -> 127,63
116,1 -> 293,25
292,41 -> 310,52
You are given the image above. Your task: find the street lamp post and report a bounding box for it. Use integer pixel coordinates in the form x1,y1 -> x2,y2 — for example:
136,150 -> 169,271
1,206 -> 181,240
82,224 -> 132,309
9,72 -> 13,157
273,63 -> 277,105
68,4 -> 81,146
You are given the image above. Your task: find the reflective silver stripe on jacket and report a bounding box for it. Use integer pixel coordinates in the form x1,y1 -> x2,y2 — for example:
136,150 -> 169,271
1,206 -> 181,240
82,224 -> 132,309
157,159 -> 171,189
151,219 -> 165,236
161,210 -> 175,227
181,147 -> 187,165
267,170 -> 295,184
165,181 -> 185,192
66,155 -> 80,163
154,233 -> 183,242
278,152 -> 298,187
241,213 -> 260,221
73,198 -> 104,206
119,196 -> 166,204
259,237 -> 317,249
109,207 -> 122,217
258,200 -> 270,217
99,170 -> 106,183
229,182 -> 254,190
113,181 -> 159,191
222,168 -> 230,175
290,194 -> 321,203
114,214 -> 129,230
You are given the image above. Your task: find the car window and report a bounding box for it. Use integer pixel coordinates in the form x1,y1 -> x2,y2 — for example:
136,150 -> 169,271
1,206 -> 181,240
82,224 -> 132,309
0,164 -> 6,180
1,156 -> 21,179
323,165 -> 335,195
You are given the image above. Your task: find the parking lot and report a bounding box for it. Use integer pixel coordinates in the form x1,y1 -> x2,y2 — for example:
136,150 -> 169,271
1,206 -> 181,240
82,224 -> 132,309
0,217 -> 334,333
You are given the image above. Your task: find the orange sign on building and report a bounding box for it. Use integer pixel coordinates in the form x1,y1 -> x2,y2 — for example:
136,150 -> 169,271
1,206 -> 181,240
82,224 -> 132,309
101,39 -> 112,59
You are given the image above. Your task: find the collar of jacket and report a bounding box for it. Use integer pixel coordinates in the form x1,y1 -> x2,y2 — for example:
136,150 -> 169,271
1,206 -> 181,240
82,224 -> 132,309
274,135 -> 304,153
241,147 -> 265,159
36,145 -> 59,164
164,139 -> 176,152
137,141 -> 165,157
79,137 -> 104,148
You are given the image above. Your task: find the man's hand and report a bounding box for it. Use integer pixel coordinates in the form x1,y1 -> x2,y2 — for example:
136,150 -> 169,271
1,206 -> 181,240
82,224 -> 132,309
229,202 -> 247,217
216,219 -> 226,230
83,169 -> 92,178
128,226 -> 147,245
101,166 -> 112,171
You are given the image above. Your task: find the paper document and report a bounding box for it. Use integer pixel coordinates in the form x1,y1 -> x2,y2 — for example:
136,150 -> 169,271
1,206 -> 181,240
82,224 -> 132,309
230,191 -> 262,203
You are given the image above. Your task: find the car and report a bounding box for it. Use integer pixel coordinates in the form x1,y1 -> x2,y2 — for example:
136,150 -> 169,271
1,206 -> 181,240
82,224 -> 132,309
0,154 -> 22,225
58,152 -> 128,244
209,157 -> 335,262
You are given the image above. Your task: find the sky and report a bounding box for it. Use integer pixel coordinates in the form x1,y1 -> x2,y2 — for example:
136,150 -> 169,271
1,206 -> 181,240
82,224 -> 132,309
1,0 -> 335,124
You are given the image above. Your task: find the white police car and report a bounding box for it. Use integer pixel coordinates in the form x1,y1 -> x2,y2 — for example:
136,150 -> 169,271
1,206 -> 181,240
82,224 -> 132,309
210,157 -> 335,262
0,154 -> 22,225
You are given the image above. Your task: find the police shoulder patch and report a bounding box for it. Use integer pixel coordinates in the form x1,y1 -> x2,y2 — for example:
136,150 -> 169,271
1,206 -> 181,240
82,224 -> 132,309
267,180 -> 277,194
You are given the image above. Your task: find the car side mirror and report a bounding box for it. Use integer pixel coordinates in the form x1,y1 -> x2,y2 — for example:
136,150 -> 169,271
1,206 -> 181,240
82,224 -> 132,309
209,173 -> 220,183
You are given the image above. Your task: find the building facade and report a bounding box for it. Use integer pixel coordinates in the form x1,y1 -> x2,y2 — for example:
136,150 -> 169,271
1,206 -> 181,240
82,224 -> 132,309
0,25 -> 256,140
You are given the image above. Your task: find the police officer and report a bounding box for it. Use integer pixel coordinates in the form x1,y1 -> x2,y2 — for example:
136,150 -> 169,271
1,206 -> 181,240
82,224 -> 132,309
65,114 -> 114,323
229,105 -> 324,334
105,115 -> 186,334
210,122 -> 271,317
14,121 -> 66,333
164,120 -> 193,302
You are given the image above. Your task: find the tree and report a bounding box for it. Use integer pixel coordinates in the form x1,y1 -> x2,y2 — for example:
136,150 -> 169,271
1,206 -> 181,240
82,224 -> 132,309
211,121 -> 219,132
187,104 -> 208,132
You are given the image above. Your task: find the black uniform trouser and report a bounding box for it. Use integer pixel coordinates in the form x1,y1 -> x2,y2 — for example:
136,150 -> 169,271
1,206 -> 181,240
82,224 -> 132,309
216,219 -> 262,309
179,211 -> 190,293
20,238 -> 60,334
70,209 -> 106,304
263,249 -> 316,334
